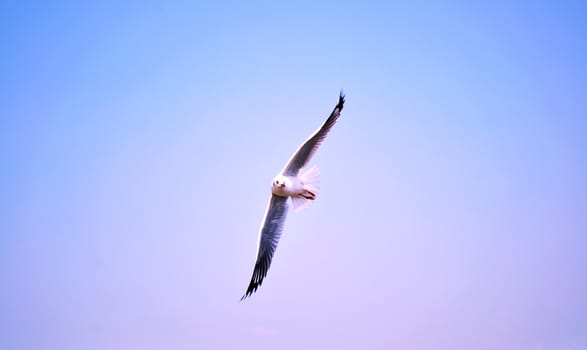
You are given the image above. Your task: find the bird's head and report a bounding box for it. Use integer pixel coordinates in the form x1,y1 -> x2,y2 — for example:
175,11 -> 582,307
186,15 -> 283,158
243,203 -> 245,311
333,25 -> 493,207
272,176 -> 286,188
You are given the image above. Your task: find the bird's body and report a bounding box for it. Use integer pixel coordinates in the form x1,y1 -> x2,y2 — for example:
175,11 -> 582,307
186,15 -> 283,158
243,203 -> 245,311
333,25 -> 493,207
241,92 -> 345,300
271,171 -> 317,200
271,175 -> 303,197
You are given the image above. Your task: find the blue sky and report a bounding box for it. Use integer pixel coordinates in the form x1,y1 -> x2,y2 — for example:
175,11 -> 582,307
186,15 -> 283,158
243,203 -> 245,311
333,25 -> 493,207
1,1 -> 586,349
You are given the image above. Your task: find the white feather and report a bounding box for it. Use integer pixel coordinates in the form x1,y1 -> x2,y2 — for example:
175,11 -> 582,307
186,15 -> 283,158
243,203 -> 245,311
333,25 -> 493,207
291,166 -> 320,213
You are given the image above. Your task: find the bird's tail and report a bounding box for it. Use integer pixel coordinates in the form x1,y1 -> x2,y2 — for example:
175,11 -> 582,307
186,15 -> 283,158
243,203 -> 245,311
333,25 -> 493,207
292,166 -> 320,213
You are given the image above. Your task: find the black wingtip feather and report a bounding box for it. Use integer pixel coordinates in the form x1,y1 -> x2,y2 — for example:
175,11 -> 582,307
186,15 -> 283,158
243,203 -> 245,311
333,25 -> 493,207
338,90 -> 345,111
240,253 -> 272,301
240,278 -> 262,301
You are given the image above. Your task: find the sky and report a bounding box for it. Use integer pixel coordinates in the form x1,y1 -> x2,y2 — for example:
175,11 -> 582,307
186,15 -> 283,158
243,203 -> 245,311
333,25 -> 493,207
1,1 -> 586,349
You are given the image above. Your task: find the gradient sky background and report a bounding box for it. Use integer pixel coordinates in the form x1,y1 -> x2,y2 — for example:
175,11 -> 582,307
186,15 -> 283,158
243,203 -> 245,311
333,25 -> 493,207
1,1 -> 586,349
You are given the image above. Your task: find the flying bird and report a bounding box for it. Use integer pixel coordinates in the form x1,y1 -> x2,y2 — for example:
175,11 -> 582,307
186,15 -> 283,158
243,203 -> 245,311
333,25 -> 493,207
241,91 -> 345,300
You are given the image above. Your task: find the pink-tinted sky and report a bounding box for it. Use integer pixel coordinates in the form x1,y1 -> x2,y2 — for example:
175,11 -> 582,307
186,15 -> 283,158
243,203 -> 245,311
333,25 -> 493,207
1,1 -> 586,349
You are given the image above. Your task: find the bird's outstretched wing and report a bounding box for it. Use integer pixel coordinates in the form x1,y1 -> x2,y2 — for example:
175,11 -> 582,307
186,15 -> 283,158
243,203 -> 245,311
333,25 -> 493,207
241,194 -> 289,300
281,91 -> 345,176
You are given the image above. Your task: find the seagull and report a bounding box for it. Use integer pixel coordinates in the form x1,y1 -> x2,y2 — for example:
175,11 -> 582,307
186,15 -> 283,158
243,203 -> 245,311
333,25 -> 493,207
241,91 -> 345,300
